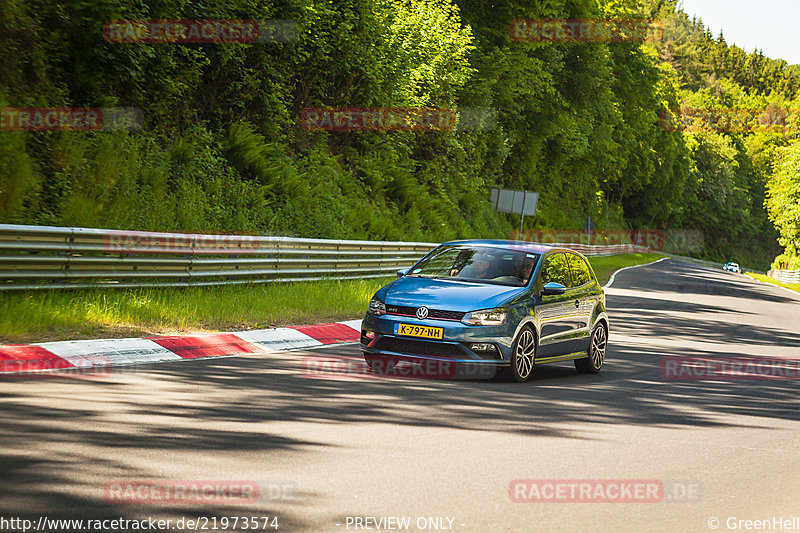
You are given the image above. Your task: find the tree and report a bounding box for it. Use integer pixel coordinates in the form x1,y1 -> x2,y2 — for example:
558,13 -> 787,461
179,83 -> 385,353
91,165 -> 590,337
766,141 -> 800,263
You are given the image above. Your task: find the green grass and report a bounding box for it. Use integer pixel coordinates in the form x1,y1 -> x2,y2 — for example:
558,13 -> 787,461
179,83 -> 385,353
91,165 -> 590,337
745,272 -> 800,294
0,278 -> 394,344
0,253 -> 666,343
588,253 -> 666,285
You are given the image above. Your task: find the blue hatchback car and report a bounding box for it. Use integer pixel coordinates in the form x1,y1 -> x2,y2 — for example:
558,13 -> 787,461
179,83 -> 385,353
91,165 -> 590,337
360,240 -> 609,382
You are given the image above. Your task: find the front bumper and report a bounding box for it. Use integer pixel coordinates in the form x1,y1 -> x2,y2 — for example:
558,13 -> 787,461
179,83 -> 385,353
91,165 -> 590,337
360,313 -> 515,365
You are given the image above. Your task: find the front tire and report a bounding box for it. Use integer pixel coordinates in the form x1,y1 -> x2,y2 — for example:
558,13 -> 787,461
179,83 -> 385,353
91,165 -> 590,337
505,326 -> 536,382
575,322 -> 607,374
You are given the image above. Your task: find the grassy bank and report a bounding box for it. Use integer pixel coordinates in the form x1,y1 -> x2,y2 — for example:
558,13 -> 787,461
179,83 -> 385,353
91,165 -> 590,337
0,253 -> 666,343
745,272 -> 800,294
588,253 -> 665,286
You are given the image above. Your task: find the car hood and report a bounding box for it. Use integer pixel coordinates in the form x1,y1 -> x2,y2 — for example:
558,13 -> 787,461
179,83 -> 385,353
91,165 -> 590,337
379,276 -> 526,312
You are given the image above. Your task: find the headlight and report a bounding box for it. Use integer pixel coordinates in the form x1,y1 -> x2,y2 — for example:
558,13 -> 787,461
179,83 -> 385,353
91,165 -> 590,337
367,297 -> 386,316
461,308 -> 507,326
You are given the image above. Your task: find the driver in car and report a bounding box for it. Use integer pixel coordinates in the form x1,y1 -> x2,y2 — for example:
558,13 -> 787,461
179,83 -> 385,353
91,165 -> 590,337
472,254 -> 492,279
519,256 -> 536,283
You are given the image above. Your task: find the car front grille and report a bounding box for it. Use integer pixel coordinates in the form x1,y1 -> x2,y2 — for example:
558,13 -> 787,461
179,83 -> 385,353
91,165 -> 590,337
385,305 -> 465,321
373,337 -> 465,358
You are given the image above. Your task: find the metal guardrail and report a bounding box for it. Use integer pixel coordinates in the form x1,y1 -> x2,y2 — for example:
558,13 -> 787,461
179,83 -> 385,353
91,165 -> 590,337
663,253 -> 721,270
768,269 -> 800,284
0,224 -> 651,291
561,243 -> 649,257
663,253 -> 770,275
0,225 -> 440,290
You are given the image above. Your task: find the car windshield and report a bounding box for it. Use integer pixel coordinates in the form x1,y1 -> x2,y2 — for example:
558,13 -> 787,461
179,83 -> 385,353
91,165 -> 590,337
406,245 -> 540,287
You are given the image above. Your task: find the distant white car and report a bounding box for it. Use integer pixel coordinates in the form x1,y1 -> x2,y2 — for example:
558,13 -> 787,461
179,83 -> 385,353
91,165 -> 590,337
723,262 -> 741,273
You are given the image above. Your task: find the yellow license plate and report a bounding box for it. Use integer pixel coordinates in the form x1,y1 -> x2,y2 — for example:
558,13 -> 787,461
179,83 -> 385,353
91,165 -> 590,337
395,323 -> 444,339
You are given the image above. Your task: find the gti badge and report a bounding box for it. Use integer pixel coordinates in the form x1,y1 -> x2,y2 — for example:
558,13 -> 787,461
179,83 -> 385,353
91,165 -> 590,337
416,306 -> 429,319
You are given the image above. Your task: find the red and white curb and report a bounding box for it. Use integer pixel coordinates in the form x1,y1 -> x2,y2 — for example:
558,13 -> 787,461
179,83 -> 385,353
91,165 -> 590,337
0,319 -> 362,375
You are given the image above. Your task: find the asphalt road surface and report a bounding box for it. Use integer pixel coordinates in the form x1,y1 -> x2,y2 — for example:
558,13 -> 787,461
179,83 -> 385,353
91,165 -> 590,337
2,259 -> 800,533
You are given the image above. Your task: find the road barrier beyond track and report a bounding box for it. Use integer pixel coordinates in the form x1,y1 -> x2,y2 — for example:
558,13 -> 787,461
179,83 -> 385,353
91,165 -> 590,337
768,269 -> 800,285
0,224 -> 652,290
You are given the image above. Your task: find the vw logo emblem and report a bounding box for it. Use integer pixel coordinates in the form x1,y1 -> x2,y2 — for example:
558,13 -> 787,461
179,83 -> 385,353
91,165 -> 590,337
416,306 -> 429,320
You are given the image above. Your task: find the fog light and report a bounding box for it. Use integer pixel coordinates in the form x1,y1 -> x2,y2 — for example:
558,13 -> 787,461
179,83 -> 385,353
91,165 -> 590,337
470,343 -> 496,352
361,330 -> 377,346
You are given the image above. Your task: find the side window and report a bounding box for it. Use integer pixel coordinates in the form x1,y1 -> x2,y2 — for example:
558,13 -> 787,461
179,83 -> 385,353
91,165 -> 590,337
568,253 -> 592,287
541,253 -> 571,287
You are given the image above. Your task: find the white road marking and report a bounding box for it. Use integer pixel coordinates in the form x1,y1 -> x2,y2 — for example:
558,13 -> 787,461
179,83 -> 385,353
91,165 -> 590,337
604,257 -> 669,289
231,327 -> 323,352
35,338 -> 181,367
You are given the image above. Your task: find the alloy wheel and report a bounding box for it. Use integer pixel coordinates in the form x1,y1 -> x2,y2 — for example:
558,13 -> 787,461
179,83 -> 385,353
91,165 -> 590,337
514,329 -> 536,379
590,325 -> 607,370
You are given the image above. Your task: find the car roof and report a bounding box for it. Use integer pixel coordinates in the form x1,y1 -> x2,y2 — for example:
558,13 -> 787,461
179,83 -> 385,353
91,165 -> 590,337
441,239 -> 565,255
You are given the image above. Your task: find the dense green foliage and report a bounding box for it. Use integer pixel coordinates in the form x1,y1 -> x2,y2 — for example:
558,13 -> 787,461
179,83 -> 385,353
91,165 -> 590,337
1,0 -> 798,268
766,142 -> 800,269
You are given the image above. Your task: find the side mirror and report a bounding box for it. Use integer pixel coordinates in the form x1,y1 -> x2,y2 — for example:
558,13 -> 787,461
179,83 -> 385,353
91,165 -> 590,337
397,268 -> 409,278
541,282 -> 567,296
